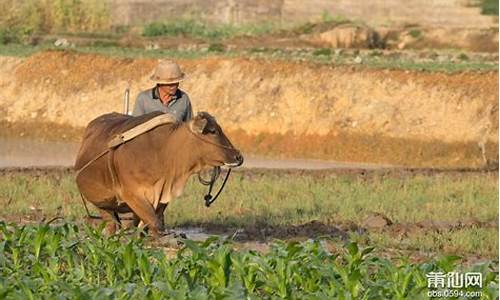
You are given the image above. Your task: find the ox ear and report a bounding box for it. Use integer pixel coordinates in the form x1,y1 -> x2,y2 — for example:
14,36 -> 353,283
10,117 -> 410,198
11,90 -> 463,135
191,116 -> 208,134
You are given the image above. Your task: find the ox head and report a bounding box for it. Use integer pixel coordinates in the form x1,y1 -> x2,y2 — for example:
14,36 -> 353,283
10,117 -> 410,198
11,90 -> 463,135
189,112 -> 244,168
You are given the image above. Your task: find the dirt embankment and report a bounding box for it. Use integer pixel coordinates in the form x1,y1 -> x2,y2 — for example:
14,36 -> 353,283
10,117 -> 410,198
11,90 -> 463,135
0,51 -> 497,168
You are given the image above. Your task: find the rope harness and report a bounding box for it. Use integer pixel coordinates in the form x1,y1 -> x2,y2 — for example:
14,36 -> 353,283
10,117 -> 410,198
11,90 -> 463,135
76,114 -> 235,221
198,166 -> 232,207
185,123 -> 236,207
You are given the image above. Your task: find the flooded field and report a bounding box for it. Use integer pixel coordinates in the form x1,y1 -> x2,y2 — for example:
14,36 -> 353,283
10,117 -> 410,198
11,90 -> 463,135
0,138 -> 79,167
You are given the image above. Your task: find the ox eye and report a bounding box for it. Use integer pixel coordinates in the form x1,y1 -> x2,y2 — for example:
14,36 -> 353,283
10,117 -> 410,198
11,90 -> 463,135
205,128 -> 217,135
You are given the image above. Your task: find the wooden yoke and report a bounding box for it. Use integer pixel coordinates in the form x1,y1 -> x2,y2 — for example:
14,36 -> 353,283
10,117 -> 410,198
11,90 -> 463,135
107,113 -> 177,149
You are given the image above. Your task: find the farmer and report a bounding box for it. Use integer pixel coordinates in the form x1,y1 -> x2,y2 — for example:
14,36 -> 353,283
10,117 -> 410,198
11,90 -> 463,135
132,60 -> 193,122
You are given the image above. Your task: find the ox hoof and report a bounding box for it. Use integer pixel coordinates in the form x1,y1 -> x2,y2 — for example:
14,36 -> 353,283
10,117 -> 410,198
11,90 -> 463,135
157,234 -> 184,248
174,232 -> 187,239
158,229 -> 186,239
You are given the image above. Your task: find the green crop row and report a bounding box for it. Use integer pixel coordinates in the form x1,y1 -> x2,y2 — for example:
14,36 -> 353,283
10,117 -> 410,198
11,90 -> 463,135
0,222 -> 497,299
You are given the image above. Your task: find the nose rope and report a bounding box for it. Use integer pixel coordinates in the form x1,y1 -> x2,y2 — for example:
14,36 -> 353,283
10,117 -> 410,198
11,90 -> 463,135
198,167 -> 232,207
198,165 -> 221,185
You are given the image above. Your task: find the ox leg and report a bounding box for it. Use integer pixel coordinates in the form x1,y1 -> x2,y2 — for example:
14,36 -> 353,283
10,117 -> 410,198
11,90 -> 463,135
122,194 -> 163,237
131,213 -> 141,227
98,208 -> 119,235
155,203 -> 169,229
136,203 -> 168,234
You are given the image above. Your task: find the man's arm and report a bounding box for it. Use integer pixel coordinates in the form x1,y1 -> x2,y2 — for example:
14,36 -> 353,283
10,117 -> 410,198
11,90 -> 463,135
184,95 -> 193,122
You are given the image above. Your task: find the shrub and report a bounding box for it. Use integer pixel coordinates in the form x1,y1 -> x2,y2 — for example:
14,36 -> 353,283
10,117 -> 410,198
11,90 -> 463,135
0,0 -> 111,43
313,48 -> 332,56
142,19 -> 276,39
409,29 -> 422,38
481,0 -> 499,15
207,43 -> 225,52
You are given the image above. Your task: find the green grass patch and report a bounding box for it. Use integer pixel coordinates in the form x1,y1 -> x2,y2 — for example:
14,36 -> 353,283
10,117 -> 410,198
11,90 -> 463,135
312,48 -> 332,56
0,171 -> 81,218
293,22 -> 315,34
168,172 -> 498,226
0,222 -> 497,299
0,43 -> 211,60
73,46 -> 210,60
369,227 -> 499,258
244,48 -> 499,73
0,170 -> 497,259
0,43 -> 46,56
408,29 -> 422,39
207,43 -> 225,52
481,0 -> 499,15
360,58 -> 498,73
458,53 -> 469,61
142,19 -> 277,39
0,43 -> 497,73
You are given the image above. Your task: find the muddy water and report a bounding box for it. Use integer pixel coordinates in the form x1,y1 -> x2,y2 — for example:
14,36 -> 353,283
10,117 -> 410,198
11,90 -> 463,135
0,138 -> 394,169
170,227 -> 229,242
0,138 -> 80,167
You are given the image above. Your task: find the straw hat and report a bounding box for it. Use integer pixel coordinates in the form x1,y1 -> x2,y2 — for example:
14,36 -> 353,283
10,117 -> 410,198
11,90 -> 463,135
150,60 -> 186,84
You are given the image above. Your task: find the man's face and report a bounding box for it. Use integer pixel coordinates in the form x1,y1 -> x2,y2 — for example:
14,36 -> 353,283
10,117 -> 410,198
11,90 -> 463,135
158,83 -> 179,97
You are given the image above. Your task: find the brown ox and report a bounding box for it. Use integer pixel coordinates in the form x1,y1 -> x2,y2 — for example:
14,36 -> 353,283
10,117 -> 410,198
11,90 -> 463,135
74,111 -> 243,236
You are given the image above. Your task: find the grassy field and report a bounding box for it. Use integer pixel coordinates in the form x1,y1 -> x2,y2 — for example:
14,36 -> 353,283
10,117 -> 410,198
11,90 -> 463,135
0,168 -> 498,298
0,168 -> 497,260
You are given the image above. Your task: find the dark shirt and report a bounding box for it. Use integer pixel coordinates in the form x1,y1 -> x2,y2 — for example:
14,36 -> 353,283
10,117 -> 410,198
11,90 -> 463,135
132,86 -> 193,122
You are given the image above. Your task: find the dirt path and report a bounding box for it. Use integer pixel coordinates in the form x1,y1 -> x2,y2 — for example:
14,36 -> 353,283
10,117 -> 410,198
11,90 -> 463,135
0,137 -> 397,169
